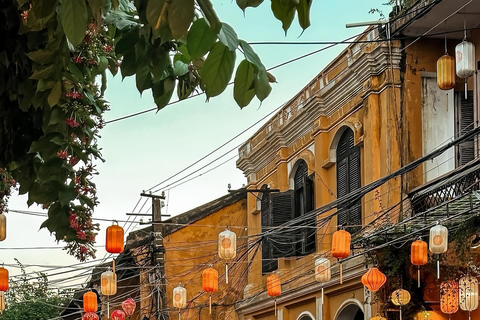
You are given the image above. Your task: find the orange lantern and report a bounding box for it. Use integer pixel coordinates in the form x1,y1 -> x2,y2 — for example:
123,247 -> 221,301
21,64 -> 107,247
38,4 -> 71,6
440,280 -> 459,315
411,239 -> 428,288
331,229 -> 351,284
0,267 -> 8,291
202,267 -> 218,314
267,274 -> 281,315
83,291 -> 98,313
106,223 -> 124,254
361,267 -> 386,292
437,54 -> 455,90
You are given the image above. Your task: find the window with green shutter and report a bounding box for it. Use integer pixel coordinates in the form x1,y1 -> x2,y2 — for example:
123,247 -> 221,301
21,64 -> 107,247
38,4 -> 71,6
455,90 -> 475,167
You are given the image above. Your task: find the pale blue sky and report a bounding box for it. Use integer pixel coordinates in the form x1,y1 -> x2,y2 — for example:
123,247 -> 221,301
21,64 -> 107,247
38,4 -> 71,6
6,0 -> 388,281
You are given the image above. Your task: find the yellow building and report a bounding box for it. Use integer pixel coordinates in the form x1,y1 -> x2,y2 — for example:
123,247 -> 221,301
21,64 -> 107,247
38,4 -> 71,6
234,1 -> 480,320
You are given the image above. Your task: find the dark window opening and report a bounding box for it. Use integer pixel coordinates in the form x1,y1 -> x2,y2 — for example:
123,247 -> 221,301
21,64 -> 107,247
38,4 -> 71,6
336,129 -> 362,232
455,90 -> 475,167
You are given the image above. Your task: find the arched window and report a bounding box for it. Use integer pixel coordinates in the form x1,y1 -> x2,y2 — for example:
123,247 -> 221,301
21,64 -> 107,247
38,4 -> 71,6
336,129 -> 361,231
293,160 -> 315,255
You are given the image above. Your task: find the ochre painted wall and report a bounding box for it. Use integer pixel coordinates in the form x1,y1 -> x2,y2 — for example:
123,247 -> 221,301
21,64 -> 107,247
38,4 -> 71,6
164,198 -> 247,320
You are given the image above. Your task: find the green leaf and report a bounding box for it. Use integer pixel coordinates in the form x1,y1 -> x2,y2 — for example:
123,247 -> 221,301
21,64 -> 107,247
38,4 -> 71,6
89,0 -> 105,16
32,0 -> 57,19
26,49 -> 55,64
30,65 -> 54,80
187,18 -> 217,60
271,0 -> 297,33
234,60 -> 256,108
59,184 -> 78,206
98,56 -> 108,70
135,63 -> 152,94
152,77 -> 175,110
67,63 -> 84,81
236,0 -> 264,11
146,0 -> 169,30
173,60 -> 189,77
37,80 -> 55,92
47,81 -> 62,107
36,158 -> 68,182
200,42 -> 235,98
239,40 -> 265,71
167,0 -> 194,39
296,0 -> 311,30
115,27 -> 140,54
152,50 -> 170,81
218,23 -> 239,51
255,69 -> 272,102
60,0 -> 88,47
28,180 -> 63,205
197,0 -> 221,34
120,50 -> 137,79
177,78 -> 193,100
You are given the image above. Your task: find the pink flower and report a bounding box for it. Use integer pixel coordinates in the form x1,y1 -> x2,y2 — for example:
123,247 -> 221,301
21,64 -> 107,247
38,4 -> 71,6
69,214 -> 78,228
80,245 -> 88,254
66,118 -> 79,128
77,231 -> 86,240
104,45 -> 113,52
68,156 -> 78,165
57,150 -> 68,159
74,55 -> 83,64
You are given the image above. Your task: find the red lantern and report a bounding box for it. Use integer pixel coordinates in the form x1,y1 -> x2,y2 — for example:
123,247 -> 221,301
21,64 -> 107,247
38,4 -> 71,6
411,239 -> 428,287
361,267 -> 386,292
82,312 -> 99,320
83,291 -> 97,313
331,229 -> 351,284
441,280 -> 459,315
106,223 -> 124,254
122,298 -> 136,316
111,310 -> 126,320
202,267 -> 218,314
267,274 -> 281,315
0,267 -> 8,291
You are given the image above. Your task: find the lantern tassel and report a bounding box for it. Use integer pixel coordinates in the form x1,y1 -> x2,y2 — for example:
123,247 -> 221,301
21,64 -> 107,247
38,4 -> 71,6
225,263 -> 229,284
321,287 -> 324,304
107,296 -> 110,320
437,255 -> 440,279
400,306 -> 402,320
339,262 -> 343,284
178,310 -> 181,320
465,80 -> 468,100
274,298 -> 277,316
417,267 -> 421,288
209,295 -> 212,315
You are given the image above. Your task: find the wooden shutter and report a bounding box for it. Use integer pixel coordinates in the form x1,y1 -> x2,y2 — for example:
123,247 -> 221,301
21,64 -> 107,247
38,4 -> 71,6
348,148 -> 362,229
336,157 -> 349,226
261,193 -> 275,273
456,91 -> 475,167
303,174 -> 316,253
271,190 -> 296,258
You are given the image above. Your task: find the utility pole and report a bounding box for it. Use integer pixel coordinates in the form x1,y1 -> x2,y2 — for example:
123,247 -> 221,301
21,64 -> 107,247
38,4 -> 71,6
139,192 -> 170,320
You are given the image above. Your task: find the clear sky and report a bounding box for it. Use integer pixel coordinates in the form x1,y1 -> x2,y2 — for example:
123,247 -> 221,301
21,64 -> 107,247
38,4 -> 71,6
5,0 -> 388,284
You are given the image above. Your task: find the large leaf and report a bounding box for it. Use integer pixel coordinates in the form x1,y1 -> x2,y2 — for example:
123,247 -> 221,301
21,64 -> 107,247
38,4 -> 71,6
120,50 -> 137,79
255,69 -> 272,102
135,62 -> 152,94
200,42 -> 235,98
146,0 -> 169,30
218,23 -> 239,51
187,18 -> 217,60
152,77 -> 175,110
234,60 -> 256,108
30,65 -> 54,80
197,0 -> 221,34
167,0 -> 194,39
296,0 -> 311,31
60,0 -> 88,47
47,81 -> 62,107
26,49 -> 55,64
173,60 -> 189,77
115,27 -> 140,54
239,40 -> 265,71
236,0 -> 264,11
32,0 -> 57,20
271,0 -> 297,33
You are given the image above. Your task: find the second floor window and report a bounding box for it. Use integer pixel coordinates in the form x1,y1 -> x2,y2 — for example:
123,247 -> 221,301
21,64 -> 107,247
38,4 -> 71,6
336,128 -> 361,231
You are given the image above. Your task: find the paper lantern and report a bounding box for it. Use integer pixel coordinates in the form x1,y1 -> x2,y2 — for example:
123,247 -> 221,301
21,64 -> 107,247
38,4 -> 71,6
437,54 -> 455,90
218,228 -> 236,284
361,267 -> 386,292
0,292 -> 4,314
83,291 -> 98,313
267,274 -> 281,315
111,310 -> 126,320
101,269 -> 117,296
456,40 -> 475,98
411,239 -> 428,287
173,285 -> 187,309
202,267 -> 218,314
392,289 -> 411,320
0,267 -> 8,291
314,256 -> 331,303
106,223 -> 124,254
440,280 -> 459,315
370,314 -> 386,320
392,289 -> 411,306
82,312 -> 99,320
331,229 -> 351,284
429,223 -> 448,279
0,214 -> 6,241
121,298 -> 136,316
459,276 -> 478,319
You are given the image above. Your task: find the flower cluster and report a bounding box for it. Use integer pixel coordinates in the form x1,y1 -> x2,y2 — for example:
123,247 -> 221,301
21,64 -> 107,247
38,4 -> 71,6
71,22 -> 116,69
0,169 -> 16,215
